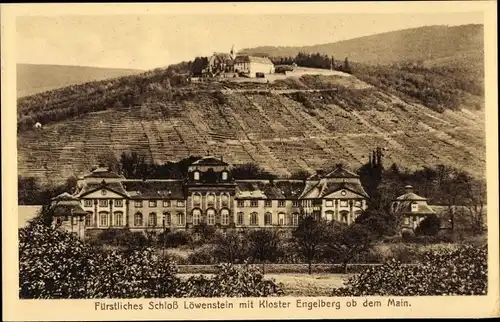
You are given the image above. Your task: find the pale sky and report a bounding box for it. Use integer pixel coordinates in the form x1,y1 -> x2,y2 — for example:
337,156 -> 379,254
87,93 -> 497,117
16,12 -> 483,70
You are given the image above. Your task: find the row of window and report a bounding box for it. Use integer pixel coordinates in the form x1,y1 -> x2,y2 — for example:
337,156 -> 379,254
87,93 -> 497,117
87,211 -> 187,227
192,208 -> 230,225
237,200 -> 294,208
193,170 -> 228,181
86,211 -> 306,227
84,198 -> 363,209
325,200 -> 362,207
84,199 -> 124,207
235,212 -> 300,226
83,199 -> 185,208
192,193 -> 230,206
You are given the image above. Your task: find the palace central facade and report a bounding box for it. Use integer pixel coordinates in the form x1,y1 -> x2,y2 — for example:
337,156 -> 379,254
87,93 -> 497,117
57,156 -> 370,235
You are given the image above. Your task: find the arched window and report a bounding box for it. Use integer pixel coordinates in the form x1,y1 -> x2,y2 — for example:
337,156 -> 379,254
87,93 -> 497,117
221,209 -> 230,225
221,193 -> 229,206
250,212 -> 258,226
278,213 -> 286,226
325,210 -> 334,222
194,171 -> 200,181
222,171 -> 228,181
192,193 -> 201,206
354,210 -> 362,221
177,212 -> 185,226
292,213 -> 300,226
99,211 -> 109,227
85,211 -> 93,226
207,208 -> 216,225
237,212 -> 244,225
114,211 -> 123,226
286,213 -> 293,226
134,212 -> 143,226
206,193 -> 215,206
264,212 -> 272,225
163,212 -> 171,226
340,211 -> 349,223
148,213 -> 157,227
192,208 -> 201,226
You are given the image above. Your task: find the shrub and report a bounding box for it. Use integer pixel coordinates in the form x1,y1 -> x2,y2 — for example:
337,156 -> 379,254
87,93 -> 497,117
386,243 -> 422,263
415,214 -> 441,236
331,244 -> 487,296
87,248 -> 181,298
19,221 -> 95,299
164,230 -> 192,248
177,263 -> 284,297
187,245 -> 217,264
19,221 -> 181,298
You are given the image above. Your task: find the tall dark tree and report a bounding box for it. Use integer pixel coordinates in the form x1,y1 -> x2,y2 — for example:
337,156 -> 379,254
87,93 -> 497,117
415,214 -> 441,236
191,56 -> 209,76
292,215 -> 329,274
358,147 -> 384,209
326,208 -> 398,273
230,163 -> 277,180
246,229 -> 282,274
119,152 -> 153,179
213,230 -> 247,264
343,57 -> 352,73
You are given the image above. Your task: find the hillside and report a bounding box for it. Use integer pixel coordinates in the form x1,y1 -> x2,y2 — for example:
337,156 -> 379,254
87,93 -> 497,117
239,24 -> 484,70
17,65 -> 485,184
17,64 -> 144,98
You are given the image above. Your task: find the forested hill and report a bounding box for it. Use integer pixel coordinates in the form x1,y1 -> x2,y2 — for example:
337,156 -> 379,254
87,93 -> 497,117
17,64 -> 144,98
17,62 -> 485,184
239,24 -> 484,70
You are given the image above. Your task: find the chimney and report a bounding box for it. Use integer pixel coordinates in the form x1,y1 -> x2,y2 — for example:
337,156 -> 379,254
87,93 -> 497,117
404,185 -> 414,194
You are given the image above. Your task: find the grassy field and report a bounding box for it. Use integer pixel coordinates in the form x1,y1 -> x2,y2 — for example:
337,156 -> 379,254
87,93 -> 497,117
178,273 -> 350,296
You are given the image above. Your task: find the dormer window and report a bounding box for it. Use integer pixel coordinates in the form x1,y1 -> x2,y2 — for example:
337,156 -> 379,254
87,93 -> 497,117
411,202 -> 418,212
193,171 -> 200,181
222,171 -> 228,181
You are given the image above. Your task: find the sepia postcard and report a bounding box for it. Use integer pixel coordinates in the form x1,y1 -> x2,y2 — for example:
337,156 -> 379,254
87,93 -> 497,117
2,1 -> 499,320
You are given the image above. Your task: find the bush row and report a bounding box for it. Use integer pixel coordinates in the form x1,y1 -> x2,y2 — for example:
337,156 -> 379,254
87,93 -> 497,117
19,220 -> 283,299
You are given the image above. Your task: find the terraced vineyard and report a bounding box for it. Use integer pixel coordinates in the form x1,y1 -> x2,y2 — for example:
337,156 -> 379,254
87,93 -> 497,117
17,73 -> 485,184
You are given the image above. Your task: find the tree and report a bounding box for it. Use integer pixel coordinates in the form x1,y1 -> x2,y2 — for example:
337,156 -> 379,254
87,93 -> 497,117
96,151 -> 120,174
230,163 -> 277,180
343,57 -> 352,73
358,147 -> 384,209
191,56 -> 209,76
415,214 -> 441,236
459,173 -> 486,236
192,222 -> 217,245
213,230 -> 247,264
246,229 -> 282,274
292,215 -> 329,274
119,152 -> 153,179
326,209 -> 399,273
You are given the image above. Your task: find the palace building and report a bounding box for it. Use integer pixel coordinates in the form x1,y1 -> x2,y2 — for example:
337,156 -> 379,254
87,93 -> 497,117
53,156 -> 369,238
